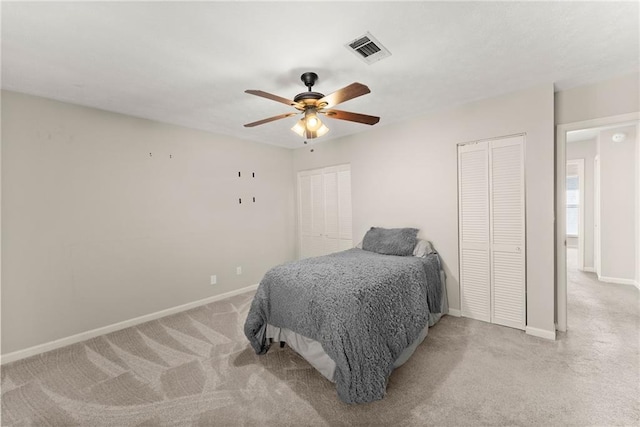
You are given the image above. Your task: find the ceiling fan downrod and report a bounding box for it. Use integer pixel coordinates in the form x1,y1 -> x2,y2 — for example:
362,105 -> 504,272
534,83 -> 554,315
294,72 -> 324,104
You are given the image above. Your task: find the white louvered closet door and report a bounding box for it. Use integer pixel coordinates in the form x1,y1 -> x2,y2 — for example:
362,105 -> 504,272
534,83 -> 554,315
298,173 -> 313,259
310,172 -> 326,257
458,135 -> 526,330
298,170 -> 325,258
458,142 -> 491,322
323,166 -> 341,255
337,166 -> 353,251
490,137 -> 525,329
298,164 -> 352,259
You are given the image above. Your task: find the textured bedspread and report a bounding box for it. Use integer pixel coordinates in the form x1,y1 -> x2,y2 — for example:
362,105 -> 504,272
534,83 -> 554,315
244,248 -> 441,404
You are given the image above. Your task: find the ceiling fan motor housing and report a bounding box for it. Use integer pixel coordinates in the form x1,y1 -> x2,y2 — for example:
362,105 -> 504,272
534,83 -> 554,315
293,91 -> 324,105
301,72 -> 318,90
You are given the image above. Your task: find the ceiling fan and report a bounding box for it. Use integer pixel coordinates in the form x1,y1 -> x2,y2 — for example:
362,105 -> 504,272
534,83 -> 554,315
244,72 -> 380,139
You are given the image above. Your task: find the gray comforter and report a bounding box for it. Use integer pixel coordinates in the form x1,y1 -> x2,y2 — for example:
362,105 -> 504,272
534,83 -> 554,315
244,248 -> 442,404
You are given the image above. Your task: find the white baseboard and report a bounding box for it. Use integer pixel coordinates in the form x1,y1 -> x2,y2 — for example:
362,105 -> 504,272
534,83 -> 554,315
598,276 -> 637,286
526,326 -> 556,340
0,284 -> 259,365
447,308 -> 461,317
581,267 -> 596,273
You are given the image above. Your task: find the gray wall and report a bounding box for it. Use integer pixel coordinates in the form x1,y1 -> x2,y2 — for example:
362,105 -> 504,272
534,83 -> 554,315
1,91 -> 296,354
293,84 -> 556,335
598,126 -> 637,281
567,138 -> 596,268
555,72 -> 640,125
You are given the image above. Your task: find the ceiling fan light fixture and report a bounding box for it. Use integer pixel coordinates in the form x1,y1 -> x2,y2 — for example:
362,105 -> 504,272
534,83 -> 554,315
291,110 -> 330,139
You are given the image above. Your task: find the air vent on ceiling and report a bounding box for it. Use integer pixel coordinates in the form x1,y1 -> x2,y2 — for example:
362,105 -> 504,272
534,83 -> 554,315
345,31 -> 391,65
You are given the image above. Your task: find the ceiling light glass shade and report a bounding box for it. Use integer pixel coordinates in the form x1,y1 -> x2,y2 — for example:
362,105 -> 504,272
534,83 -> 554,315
314,123 -> 329,137
291,119 -> 306,137
303,123 -> 329,139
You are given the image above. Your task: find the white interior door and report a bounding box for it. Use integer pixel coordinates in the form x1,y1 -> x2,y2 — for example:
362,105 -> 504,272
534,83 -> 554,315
298,173 -> 313,259
458,135 -> 526,330
458,141 -> 491,322
310,172 -> 326,257
490,136 -> 526,330
337,166 -> 353,251
298,165 -> 352,259
322,166 -> 341,254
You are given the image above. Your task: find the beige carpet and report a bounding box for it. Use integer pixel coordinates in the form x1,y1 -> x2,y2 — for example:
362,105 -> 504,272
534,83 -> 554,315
2,251 -> 639,426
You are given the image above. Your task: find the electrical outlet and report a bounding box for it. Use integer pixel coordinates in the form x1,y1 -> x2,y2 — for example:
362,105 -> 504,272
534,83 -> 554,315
236,266 -> 242,275
210,275 -> 217,285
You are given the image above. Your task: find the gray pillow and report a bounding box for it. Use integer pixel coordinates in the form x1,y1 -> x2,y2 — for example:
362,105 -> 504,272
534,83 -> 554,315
413,239 -> 435,257
362,227 -> 419,256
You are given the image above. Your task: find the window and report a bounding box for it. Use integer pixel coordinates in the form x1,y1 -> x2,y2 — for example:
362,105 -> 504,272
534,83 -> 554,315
566,175 -> 579,236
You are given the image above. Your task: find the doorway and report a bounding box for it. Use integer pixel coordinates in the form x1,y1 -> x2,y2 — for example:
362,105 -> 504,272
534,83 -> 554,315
556,113 -> 640,332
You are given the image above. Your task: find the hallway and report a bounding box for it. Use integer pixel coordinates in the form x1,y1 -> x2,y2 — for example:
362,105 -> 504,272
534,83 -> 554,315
565,247 -> 638,332
563,248 -> 639,409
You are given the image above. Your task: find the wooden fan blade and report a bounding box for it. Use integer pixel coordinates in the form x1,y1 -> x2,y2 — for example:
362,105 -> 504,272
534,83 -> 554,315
317,83 -> 370,109
321,109 -> 380,125
245,90 -> 304,109
244,112 -> 298,128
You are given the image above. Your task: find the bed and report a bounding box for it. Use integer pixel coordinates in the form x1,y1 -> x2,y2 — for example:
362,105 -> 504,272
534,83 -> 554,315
244,227 -> 447,404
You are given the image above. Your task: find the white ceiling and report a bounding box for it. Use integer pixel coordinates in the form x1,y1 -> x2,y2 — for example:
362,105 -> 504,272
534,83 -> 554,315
2,1 -> 639,149
567,123 -> 638,144
566,128 -> 601,143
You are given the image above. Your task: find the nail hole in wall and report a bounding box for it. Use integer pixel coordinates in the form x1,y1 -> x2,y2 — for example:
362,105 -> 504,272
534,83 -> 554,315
239,198 -> 242,204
